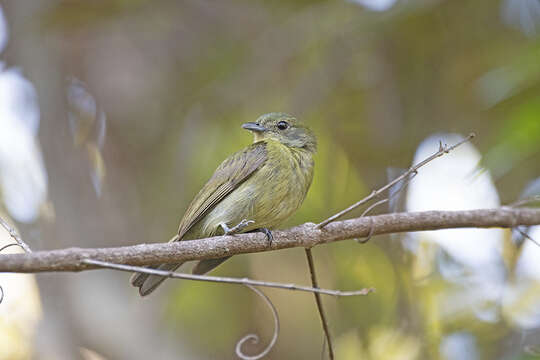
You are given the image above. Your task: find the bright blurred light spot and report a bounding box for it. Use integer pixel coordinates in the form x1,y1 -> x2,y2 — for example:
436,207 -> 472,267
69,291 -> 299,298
80,347 -> 108,360
406,133 -> 505,322
367,327 -> 421,360
440,332 -> 479,360
0,66 -> 39,135
0,64 -> 48,223
503,226 -> 540,329
0,6 -> 8,54
406,134 -> 502,269
475,67 -> 522,108
66,78 -> 107,196
336,327 -> 422,360
501,0 -> 540,37
349,0 -> 398,12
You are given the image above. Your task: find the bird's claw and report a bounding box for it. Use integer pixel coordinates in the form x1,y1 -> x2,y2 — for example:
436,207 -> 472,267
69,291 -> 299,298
258,228 -> 273,247
221,219 -> 255,235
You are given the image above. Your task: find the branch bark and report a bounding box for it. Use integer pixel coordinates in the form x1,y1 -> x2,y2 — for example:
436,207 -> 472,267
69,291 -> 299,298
1,208 -> 539,273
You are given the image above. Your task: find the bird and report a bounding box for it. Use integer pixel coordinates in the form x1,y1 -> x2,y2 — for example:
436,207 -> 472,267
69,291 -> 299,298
131,112 -> 317,296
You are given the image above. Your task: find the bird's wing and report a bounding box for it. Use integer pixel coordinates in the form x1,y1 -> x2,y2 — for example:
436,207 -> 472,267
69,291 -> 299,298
176,141 -> 268,240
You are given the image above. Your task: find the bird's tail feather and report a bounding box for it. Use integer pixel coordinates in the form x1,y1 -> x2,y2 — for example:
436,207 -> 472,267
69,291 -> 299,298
130,262 -> 183,296
192,256 -> 231,275
130,233 -> 182,296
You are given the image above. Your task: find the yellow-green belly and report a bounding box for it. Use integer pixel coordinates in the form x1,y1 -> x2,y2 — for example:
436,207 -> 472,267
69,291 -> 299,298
184,141 -> 314,240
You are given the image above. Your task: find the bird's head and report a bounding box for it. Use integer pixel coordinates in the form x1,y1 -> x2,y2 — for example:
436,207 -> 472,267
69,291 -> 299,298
242,113 -> 316,152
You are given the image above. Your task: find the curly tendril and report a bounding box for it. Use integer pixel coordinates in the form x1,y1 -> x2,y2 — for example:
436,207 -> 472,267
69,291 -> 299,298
0,242 -> 24,253
235,285 -> 279,360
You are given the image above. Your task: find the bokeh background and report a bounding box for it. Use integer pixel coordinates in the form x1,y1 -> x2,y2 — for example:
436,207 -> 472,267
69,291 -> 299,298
0,0 -> 540,359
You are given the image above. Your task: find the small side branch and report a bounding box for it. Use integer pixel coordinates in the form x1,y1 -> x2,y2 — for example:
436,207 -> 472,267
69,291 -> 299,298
83,259 -> 373,297
0,217 -> 32,253
516,229 -> 540,248
317,133 -> 475,228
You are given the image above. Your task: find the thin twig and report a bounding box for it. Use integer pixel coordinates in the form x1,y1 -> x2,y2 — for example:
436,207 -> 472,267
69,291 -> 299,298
317,133 -> 476,228
0,243 -> 26,253
509,195 -> 540,208
305,248 -> 334,360
82,259 -> 373,297
517,229 -> 540,248
387,169 -> 418,213
358,166 -> 417,218
0,217 -> 32,253
236,285 -> 279,360
355,171 -> 416,244
360,199 -> 389,218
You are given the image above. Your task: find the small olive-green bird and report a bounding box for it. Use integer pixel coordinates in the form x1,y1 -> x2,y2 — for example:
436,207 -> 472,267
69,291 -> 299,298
131,112 -> 316,296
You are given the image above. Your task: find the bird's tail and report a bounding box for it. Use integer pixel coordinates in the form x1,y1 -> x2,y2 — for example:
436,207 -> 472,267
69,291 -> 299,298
130,234 -> 182,297
130,262 -> 183,296
192,256 -> 231,275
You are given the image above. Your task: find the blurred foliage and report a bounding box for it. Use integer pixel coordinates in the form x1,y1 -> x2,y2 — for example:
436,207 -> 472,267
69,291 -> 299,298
166,281 -> 253,355
1,0 -> 540,359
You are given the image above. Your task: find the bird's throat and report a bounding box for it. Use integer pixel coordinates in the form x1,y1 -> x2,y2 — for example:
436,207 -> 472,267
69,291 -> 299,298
253,132 -> 265,142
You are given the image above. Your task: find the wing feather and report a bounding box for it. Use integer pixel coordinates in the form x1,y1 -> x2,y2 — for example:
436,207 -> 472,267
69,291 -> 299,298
176,141 -> 267,239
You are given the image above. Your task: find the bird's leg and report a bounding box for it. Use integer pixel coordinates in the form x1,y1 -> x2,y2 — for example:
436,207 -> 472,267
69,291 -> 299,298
249,228 -> 273,247
219,219 -> 255,235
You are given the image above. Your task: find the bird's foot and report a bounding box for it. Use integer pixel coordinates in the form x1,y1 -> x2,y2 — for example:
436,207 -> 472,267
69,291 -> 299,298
250,228 -> 273,247
220,219 -> 255,235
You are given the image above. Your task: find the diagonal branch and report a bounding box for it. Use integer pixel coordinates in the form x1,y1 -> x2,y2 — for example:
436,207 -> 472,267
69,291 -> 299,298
0,217 -> 32,253
317,133 -> 476,228
0,208 -> 539,273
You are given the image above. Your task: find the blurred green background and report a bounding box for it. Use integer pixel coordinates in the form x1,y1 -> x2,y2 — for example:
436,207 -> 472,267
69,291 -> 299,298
0,0 -> 540,359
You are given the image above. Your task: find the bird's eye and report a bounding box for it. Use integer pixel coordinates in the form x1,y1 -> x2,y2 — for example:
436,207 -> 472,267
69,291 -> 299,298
277,121 -> 289,130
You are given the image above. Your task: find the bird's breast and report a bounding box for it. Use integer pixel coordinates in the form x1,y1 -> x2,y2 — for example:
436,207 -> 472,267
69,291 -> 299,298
197,142 -> 314,235
247,143 -> 314,228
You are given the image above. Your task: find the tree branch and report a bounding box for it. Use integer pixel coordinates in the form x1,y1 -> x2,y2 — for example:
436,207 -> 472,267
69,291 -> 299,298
0,208 -> 539,273
316,132 -> 476,228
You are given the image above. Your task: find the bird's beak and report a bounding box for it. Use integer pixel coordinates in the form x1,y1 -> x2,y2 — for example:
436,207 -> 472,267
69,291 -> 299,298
242,122 -> 267,132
